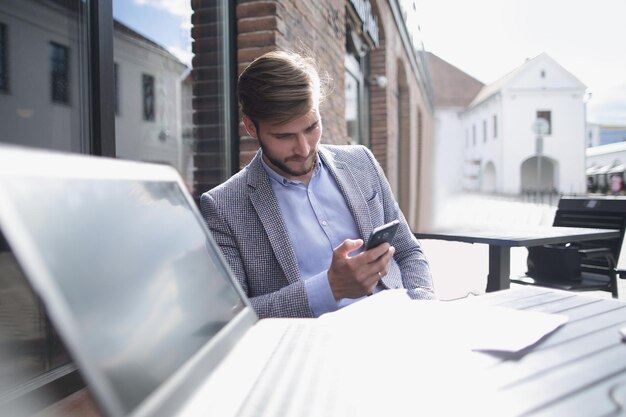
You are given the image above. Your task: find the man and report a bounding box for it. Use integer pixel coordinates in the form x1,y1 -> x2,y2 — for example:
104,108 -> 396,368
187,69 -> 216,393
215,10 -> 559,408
201,50 -> 435,319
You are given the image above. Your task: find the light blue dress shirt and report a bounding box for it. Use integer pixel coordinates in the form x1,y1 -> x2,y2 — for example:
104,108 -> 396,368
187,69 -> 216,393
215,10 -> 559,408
261,154 -> 380,317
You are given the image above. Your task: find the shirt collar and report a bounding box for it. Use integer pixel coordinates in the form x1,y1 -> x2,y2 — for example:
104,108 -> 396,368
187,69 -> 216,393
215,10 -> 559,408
260,151 -> 322,187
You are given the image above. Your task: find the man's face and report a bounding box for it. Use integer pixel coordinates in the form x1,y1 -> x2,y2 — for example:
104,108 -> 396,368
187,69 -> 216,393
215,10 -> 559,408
244,108 -> 323,183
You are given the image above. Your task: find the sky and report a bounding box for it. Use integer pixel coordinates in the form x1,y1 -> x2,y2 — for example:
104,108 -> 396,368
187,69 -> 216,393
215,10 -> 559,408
417,0 -> 626,125
113,0 -> 625,125
112,0 -> 193,66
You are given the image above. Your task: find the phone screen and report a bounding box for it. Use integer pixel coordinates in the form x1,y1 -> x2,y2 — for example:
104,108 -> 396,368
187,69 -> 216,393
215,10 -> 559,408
366,220 -> 400,250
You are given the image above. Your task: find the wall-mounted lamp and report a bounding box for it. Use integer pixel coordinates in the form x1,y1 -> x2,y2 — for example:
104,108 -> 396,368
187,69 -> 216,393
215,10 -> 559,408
367,75 -> 388,89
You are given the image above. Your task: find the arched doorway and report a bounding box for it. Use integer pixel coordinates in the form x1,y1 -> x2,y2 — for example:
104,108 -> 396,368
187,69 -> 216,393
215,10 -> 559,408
482,161 -> 496,193
520,156 -> 557,193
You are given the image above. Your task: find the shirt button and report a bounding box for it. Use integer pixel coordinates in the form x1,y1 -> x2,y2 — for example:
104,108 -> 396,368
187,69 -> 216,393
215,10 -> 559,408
321,220 -> 328,226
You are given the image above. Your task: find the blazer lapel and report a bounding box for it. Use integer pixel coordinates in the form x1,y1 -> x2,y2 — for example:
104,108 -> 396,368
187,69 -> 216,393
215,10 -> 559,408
247,152 -> 301,284
319,147 -> 373,241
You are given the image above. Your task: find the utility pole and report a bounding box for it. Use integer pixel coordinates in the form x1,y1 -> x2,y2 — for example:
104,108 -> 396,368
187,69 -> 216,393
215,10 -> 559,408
532,118 -> 550,200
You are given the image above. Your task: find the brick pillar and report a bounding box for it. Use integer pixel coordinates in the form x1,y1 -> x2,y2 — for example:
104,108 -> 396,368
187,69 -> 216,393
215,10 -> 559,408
235,0 -> 283,168
191,1 -> 231,199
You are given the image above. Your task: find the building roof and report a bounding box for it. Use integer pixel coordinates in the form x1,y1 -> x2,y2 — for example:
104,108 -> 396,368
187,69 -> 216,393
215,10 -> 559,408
425,52 -> 484,108
586,140 -> 626,157
468,52 -> 586,108
113,20 -> 185,66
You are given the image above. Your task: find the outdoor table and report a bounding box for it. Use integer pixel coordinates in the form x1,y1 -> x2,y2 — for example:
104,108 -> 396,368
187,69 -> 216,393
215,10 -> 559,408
458,286 -> 626,416
41,287 -> 626,417
415,226 -> 620,292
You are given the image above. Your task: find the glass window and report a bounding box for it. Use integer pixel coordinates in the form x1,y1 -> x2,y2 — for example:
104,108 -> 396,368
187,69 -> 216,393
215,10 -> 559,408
537,110 -> 552,135
345,53 -> 368,146
112,0 -> 233,197
0,0 -> 99,408
483,120 -> 487,142
0,2 -> 91,406
472,124 -> 476,146
50,42 -> 69,104
142,73 -> 154,121
0,22 -> 7,93
0,0 -> 234,408
493,114 -> 497,139
0,1 -> 89,153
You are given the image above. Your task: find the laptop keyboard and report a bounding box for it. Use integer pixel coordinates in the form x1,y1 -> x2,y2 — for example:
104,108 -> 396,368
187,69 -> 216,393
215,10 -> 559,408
235,322 -> 352,417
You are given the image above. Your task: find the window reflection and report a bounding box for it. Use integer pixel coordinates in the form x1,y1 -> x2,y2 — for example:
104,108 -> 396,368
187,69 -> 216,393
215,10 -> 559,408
50,42 -> 70,104
0,231 -> 71,398
142,73 -> 155,121
114,1 -> 237,197
0,0 -> 89,152
0,0 -> 88,402
112,1 -> 196,193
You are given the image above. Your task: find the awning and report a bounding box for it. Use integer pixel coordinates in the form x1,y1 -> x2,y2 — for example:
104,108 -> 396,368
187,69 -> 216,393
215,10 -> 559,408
586,166 -> 599,175
594,165 -> 613,175
587,165 -> 613,175
608,164 -> 626,174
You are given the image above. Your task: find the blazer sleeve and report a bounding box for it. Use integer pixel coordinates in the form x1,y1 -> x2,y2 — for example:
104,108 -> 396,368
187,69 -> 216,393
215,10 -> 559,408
200,192 -> 315,318
362,147 -> 436,300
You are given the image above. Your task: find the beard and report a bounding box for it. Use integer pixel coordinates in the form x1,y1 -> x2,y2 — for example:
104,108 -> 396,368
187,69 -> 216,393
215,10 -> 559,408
258,140 -> 318,178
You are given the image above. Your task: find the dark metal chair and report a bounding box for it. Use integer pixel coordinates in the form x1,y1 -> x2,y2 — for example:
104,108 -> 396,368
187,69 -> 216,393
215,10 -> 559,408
511,196 -> 626,298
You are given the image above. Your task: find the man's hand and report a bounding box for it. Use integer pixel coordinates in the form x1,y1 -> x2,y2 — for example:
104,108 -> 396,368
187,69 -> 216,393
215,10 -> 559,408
327,239 -> 395,300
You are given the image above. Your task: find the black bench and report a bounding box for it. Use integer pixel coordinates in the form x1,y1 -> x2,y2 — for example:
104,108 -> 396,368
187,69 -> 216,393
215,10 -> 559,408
511,196 -> 626,298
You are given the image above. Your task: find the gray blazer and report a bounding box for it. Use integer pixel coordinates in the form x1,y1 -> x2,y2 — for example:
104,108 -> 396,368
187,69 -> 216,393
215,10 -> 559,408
201,144 -> 434,318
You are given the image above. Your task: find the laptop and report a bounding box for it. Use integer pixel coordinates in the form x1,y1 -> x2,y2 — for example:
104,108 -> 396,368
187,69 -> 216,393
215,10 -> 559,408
0,145 -> 436,417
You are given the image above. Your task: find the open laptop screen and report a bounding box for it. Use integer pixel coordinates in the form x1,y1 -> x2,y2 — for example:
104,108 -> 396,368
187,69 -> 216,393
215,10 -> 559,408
0,176 -> 246,414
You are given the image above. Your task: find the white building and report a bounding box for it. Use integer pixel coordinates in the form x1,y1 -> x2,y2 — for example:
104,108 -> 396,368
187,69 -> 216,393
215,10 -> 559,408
429,53 -> 588,196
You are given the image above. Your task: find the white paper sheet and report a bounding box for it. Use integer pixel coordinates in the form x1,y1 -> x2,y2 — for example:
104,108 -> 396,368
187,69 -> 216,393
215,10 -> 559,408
321,289 -> 568,352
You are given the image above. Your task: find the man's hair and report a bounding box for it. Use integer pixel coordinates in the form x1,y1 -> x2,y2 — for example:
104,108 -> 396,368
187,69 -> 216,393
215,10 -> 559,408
237,50 -> 329,124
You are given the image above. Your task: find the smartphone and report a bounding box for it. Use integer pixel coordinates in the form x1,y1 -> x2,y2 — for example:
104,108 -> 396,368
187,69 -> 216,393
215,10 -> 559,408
366,220 -> 400,250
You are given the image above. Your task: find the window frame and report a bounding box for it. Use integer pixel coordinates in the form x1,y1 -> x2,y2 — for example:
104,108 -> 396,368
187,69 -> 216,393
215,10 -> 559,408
142,73 -> 155,122
50,41 -> 70,104
114,62 -> 119,116
344,51 -> 370,148
536,110 -> 552,135
0,22 -> 7,93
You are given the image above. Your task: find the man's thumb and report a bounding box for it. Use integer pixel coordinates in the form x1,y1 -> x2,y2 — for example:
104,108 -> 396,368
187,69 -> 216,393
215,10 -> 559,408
335,239 -> 363,257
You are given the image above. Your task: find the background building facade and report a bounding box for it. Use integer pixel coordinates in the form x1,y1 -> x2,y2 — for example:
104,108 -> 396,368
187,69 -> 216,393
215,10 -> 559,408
430,53 -> 587,198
